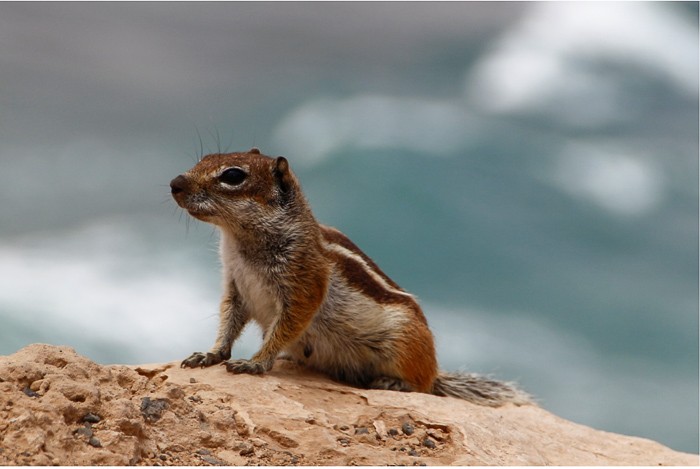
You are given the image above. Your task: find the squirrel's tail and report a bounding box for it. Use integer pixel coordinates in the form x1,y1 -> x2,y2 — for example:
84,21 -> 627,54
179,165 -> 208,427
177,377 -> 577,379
431,371 -> 533,407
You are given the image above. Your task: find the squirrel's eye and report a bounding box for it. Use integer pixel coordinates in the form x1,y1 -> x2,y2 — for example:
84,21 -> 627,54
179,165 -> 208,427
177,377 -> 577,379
219,167 -> 247,186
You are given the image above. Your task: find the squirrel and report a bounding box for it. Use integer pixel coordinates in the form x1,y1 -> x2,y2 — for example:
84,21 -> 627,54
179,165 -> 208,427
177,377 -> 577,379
170,148 -> 531,407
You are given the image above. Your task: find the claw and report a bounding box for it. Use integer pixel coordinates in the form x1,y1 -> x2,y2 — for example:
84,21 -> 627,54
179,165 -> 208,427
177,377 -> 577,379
181,351 -> 223,369
224,359 -> 266,375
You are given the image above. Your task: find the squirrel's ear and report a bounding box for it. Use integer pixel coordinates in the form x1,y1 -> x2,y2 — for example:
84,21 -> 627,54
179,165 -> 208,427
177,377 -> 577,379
273,156 -> 292,193
248,147 -> 261,154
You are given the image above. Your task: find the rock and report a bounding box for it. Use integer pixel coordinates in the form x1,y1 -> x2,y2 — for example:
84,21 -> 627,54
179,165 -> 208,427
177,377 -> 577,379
83,412 -> 101,424
238,444 -> 255,456
199,454 -> 227,466
140,397 -> 169,423
73,426 -> 93,438
422,437 -> 436,449
373,420 -> 388,439
0,344 -> 697,466
22,387 -> 40,398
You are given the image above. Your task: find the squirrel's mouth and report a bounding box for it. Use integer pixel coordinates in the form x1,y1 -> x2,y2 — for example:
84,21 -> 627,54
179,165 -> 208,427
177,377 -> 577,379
171,188 -> 218,222
175,199 -> 217,221
184,206 -> 216,221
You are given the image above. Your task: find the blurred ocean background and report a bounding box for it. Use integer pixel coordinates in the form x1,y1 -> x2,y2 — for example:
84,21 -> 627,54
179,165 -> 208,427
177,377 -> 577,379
0,2 -> 697,454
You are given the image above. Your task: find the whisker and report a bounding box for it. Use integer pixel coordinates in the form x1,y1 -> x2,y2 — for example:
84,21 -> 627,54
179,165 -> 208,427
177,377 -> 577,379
212,127 -> 222,154
195,126 -> 205,161
224,130 -> 234,154
184,149 -> 198,164
208,227 -> 218,244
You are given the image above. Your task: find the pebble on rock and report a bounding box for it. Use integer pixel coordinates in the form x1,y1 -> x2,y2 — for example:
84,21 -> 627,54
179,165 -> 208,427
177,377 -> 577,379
239,445 -> 255,456
141,397 -> 169,422
22,387 -> 39,398
83,413 -> 101,424
74,427 -> 93,438
422,438 -> 436,449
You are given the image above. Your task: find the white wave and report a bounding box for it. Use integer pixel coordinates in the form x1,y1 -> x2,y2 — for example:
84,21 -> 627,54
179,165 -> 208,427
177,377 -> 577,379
0,219 -> 262,364
550,141 -> 664,217
271,95 -> 477,166
464,2 -> 698,124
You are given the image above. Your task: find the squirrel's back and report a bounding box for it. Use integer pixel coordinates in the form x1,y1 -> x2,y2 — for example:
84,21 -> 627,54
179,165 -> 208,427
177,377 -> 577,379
283,225 -> 438,394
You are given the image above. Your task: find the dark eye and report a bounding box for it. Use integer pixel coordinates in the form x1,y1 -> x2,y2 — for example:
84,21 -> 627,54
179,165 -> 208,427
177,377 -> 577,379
219,167 -> 247,186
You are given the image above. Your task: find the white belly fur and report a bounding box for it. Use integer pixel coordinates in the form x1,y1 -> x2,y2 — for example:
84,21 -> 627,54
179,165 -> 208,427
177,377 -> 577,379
220,234 -> 281,333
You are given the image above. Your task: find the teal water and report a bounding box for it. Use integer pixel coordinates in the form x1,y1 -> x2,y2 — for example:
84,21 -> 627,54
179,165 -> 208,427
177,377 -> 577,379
0,2 -> 697,453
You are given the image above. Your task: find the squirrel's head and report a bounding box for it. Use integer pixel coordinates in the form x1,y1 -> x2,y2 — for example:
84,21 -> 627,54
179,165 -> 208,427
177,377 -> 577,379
170,148 -> 299,228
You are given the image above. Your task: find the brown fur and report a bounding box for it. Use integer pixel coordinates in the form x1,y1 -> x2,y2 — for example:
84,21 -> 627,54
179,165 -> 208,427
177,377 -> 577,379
171,149 -> 531,406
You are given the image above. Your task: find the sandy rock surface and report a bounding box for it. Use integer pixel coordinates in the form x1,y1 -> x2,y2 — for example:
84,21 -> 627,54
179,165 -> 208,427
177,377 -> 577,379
0,344 -> 697,466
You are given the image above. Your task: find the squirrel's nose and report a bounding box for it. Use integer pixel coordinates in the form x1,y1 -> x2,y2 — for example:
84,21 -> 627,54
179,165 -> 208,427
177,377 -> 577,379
170,175 -> 189,195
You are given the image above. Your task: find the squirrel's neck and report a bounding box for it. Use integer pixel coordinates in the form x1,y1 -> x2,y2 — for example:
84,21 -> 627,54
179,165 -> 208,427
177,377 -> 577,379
219,199 -> 322,268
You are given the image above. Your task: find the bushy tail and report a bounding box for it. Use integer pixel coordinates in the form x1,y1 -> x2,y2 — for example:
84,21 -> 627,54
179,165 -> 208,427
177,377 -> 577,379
432,371 -> 533,407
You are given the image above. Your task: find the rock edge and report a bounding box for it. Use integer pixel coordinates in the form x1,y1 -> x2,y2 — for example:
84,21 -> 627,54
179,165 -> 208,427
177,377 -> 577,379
0,344 -> 697,466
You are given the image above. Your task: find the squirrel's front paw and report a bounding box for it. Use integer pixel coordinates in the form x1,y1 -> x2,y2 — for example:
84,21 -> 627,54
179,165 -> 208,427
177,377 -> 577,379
223,358 -> 269,375
181,351 -> 224,368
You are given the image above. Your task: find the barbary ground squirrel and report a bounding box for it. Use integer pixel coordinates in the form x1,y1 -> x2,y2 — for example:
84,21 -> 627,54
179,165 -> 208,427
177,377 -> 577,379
170,148 -> 531,406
